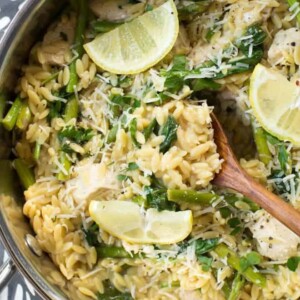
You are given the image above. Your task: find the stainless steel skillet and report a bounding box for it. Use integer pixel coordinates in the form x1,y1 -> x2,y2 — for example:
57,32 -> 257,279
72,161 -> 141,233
0,0 -> 76,299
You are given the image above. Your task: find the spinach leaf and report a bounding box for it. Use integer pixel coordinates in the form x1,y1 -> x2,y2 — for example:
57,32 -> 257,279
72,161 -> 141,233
55,86 -> 73,100
268,170 -> 298,196
97,280 -> 133,300
144,187 -> 178,211
177,1 -> 210,20
159,116 -> 178,153
228,217 -> 240,228
58,126 -> 94,154
150,175 -> 167,189
164,75 -> 185,93
287,256 -> 300,271
117,163 -> 138,181
265,132 -> 291,173
127,162 -> 139,171
179,238 -> 219,270
82,222 -> 100,247
194,238 -> 219,256
219,207 -> 231,218
278,144 -> 289,172
238,24 -> 267,55
198,255 -> 213,271
129,118 -> 141,148
143,118 -> 158,141
191,78 -> 221,91
60,143 -> 74,154
110,94 -> 140,118
47,86 -> 72,121
48,100 -> 65,121
58,126 -> 94,145
228,217 -> 242,235
171,55 -> 188,71
161,24 -> 266,94
117,174 -> 131,181
162,55 -> 187,93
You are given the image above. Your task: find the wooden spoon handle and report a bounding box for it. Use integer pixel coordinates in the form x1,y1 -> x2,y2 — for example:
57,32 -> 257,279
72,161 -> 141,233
230,171 -> 300,236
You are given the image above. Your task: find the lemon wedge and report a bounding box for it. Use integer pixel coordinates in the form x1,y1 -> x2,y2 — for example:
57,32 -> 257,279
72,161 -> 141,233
84,0 -> 179,74
89,200 -> 193,244
249,64 -> 300,145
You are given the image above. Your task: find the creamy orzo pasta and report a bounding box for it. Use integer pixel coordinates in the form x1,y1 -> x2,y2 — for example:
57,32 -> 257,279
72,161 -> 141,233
3,0 -> 300,299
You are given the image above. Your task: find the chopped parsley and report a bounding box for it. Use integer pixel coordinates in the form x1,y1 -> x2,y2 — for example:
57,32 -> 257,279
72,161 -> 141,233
239,251 -> 262,272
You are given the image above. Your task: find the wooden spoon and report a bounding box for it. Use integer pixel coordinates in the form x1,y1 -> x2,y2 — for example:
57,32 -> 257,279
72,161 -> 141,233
212,113 -> 300,236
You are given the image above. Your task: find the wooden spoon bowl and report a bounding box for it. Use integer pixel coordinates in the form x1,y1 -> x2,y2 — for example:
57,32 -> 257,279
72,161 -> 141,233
212,113 -> 300,236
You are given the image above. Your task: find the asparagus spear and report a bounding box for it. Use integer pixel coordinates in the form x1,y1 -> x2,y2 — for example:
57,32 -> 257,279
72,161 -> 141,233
287,0 -> 300,24
107,124 -> 118,143
168,189 -> 259,212
132,195 -> 146,206
225,194 -> 260,212
0,94 -> 6,121
167,189 -> 218,205
252,124 -> 272,166
97,245 -> 140,259
64,96 -> 79,122
214,243 -> 266,287
13,159 -> 35,189
91,20 -> 123,33
66,0 -> 88,93
2,97 -> 22,131
16,102 -> 32,130
222,281 -> 231,299
228,273 -> 245,300
33,143 -> 41,161
57,152 -> 72,181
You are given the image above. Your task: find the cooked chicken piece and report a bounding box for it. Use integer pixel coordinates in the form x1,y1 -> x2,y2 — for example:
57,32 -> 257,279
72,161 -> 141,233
89,0 -> 145,22
38,41 -> 71,66
37,14 -> 76,66
43,14 -> 76,44
66,163 -> 119,204
268,28 -> 300,66
249,210 -> 300,260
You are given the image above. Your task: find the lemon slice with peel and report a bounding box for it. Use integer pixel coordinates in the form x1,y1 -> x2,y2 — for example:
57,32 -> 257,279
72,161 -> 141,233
249,64 -> 300,145
84,0 -> 179,74
89,200 -> 192,244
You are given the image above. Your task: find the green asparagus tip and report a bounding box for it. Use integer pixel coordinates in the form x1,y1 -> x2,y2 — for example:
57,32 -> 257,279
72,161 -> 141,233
13,159 -> 35,189
2,97 -> 22,131
167,189 -> 217,205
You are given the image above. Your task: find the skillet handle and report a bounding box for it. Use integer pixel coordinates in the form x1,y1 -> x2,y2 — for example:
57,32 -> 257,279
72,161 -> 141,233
0,258 -> 16,291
